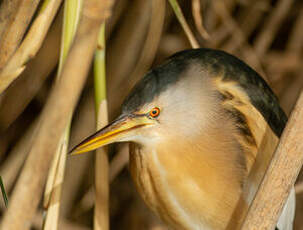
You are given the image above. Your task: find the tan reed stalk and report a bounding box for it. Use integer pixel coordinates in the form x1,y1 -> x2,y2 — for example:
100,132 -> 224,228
43,1 -> 82,229
94,23 -> 110,230
191,0 -> 210,40
0,0 -> 41,69
241,91 -> 303,229
0,176 -> 8,207
0,0 -> 115,229
168,0 -> 199,48
0,0 -> 62,94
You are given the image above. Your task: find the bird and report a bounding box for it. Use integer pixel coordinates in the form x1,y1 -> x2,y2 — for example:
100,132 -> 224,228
70,48 -> 295,230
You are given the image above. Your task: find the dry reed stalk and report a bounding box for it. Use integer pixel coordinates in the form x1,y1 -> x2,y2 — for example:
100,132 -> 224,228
0,0 -> 41,69
150,226 -> 168,230
286,7 -> 303,53
107,0 -> 150,85
204,0 -> 236,34
94,24 -> 109,230
191,0 -> 210,40
158,34 -> 189,57
0,0 -> 20,37
268,8 -> 303,111
62,158 -> 93,219
270,7 -> 303,89
0,134 -> 10,160
168,0 -> 199,48
0,12 -> 61,130
240,90 -> 303,229
207,0 -> 238,47
253,0 -> 294,57
277,8 -> 302,77
0,0 -> 115,229
210,26 -> 231,47
43,134 -> 69,229
237,1 -> 269,38
109,144 -> 129,182
60,90 -> 95,217
278,8 -> 303,113
265,52 -> 301,83
0,0 -> 62,94
213,1 -> 265,77
207,1 -> 238,47
122,0 -> 166,94
0,120 -> 39,196
33,212 -> 91,230
0,176 -> 8,208
105,0 -> 128,40
280,73 -> 303,115
73,187 -> 94,218
107,0 -> 151,117
71,144 -> 129,218
43,1 -> 82,229
94,101 -> 109,230
203,1 -> 216,32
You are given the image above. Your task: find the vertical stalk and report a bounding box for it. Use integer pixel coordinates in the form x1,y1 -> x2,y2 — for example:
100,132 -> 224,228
240,91 -> 303,229
43,1 -> 82,229
168,0 -> 199,48
93,24 -> 109,230
0,176 -> 8,208
0,0 -> 114,228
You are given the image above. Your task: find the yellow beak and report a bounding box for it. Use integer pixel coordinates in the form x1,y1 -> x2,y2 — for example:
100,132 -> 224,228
69,114 -> 154,155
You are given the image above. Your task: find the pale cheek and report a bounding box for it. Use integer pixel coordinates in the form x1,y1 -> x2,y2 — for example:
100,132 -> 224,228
129,126 -> 162,147
159,113 -> 205,138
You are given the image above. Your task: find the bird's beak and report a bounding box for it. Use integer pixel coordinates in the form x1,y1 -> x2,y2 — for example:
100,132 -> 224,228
69,114 -> 154,155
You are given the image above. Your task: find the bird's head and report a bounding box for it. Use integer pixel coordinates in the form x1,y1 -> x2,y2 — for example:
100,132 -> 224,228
70,48 -> 283,156
70,52 -> 222,155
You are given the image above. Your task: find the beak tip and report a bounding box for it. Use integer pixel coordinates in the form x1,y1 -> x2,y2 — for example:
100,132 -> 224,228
68,150 -> 75,156
68,146 -> 79,156
68,145 -> 89,156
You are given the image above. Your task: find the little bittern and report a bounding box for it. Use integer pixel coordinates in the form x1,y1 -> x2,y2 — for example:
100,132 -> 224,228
70,49 -> 295,230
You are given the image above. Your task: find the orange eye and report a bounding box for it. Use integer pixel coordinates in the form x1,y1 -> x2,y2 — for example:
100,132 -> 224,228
149,107 -> 160,118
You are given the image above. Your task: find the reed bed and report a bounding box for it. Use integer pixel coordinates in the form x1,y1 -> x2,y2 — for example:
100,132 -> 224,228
0,0 -> 302,229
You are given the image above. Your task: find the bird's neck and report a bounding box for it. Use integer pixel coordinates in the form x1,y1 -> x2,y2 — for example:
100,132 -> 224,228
129,126 -> 247,229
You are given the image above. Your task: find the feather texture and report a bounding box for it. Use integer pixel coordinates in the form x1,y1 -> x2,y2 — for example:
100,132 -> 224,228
123,48 -> 295,229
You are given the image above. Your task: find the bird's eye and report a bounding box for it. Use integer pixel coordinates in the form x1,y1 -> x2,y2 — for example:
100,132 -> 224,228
149,107 -> 160,118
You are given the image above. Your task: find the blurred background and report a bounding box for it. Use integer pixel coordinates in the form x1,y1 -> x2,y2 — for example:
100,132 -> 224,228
0,0 -> 302,229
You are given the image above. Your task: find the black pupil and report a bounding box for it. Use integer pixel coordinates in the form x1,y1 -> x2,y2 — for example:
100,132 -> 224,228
152,110 -> 157,115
